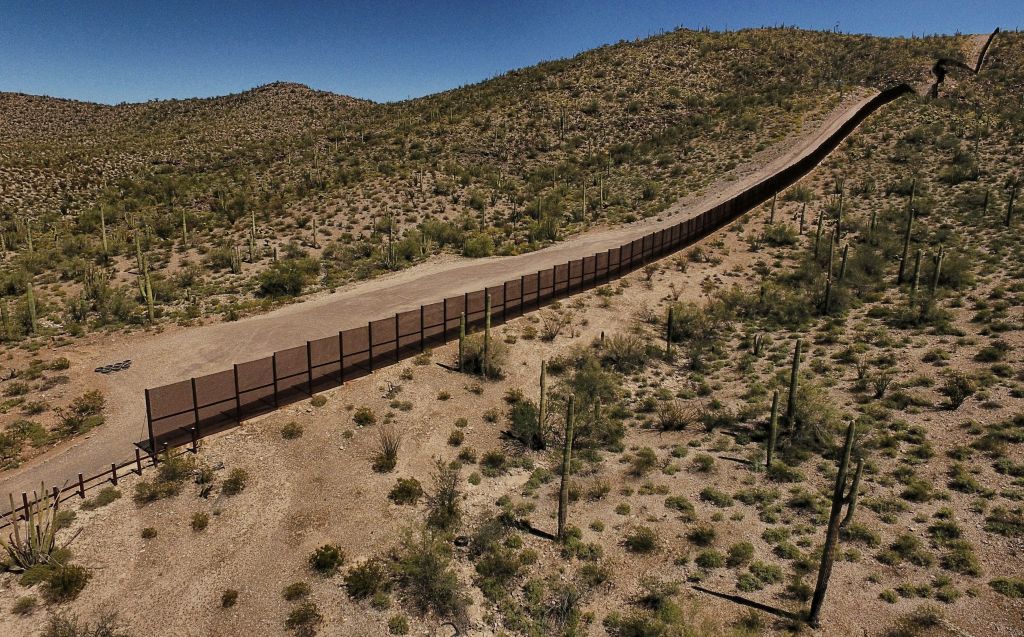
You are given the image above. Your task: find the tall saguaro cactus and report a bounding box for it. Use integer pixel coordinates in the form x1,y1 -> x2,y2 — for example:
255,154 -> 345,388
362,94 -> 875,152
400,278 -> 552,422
1007,183 -> 1017,227
557,395 -> 575,541
897,181 -> 916,284
26,282 -> 37,334
930,246 -> 945,295
483,293 -> 491,378
840,456 -> 865,529
809,421 -> 857,627
665,306 -> 674,357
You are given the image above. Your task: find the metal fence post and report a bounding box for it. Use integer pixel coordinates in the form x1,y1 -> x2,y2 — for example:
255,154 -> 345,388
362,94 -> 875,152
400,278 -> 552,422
232,364 -> 242,424
78,474 -> 85,499
272,353 -> 280,407
110,463 -> 118,486
338,331 -> 345,384
190,377 -> 200,430
368,321 -> 375,371
419,305 -> 425,353
144,388 -> 156,456
394,313 -> 400,363
306,340 -> 314,395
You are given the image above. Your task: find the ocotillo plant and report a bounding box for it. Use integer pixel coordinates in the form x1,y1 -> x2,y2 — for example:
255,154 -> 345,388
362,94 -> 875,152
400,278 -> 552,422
840,456 -> 865,529
557,395 -> 575,541
785,340 -> 801,428
458,312 -> 466,372
767,390 -> 779,468
26,282 -> 37,334
808,421 -> 857,627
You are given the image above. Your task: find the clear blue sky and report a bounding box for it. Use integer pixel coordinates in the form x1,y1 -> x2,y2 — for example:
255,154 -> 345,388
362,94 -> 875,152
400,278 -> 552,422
0,1 -> 1019,104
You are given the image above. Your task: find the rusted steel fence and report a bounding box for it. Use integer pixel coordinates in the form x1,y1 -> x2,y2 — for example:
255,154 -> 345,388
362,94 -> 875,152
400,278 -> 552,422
142,83 -> 913,454
1,82 -> 913,530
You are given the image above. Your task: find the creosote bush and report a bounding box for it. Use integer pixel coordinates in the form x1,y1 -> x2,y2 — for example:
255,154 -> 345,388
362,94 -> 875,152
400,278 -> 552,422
309,544 -> 345,575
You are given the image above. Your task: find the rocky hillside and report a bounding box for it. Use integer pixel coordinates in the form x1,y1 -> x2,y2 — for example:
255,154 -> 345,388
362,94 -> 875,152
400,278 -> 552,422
0,28 -> 969,342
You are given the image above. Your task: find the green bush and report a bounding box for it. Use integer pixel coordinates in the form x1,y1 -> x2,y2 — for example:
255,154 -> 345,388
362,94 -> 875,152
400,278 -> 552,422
990,577 -> 1024,598
44,563 -> 91,602
281,421 -> 303,439
221,468 -> 249,495
309,544 -> 345,575
345,559 -> 391,600
282,581 -> 310,601
695,549 -> 725,569
12,595 -> 36,615
389,477 -> 424,505
727,542 -> 755,567
191,512 -> 209,531
221,589 -> 238,608
353,406 -> 376,426
258,259 -> 317,298
285,602 -> 323,632
623,526 -> 660,553
81,487 -> 121,511
394,527 -> 469,622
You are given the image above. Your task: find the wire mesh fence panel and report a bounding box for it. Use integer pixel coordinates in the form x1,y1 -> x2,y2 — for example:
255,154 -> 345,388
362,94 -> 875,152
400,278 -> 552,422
503,278 -> 523,320
274,345 -> 310,406
370,317 -> 397,369
422,302 -> 445,348
538,267 -> 555,304
192,369 -> 237,439
396,309 -> 422,360
237,357 -> 276,419
444,294 -> 466,340
310,335 -> 342,392
522,272 -> 540,311
342,326 -> 371,381
148,379 -> 195,448
466,289 -> 486,330
568,258 -> 584,292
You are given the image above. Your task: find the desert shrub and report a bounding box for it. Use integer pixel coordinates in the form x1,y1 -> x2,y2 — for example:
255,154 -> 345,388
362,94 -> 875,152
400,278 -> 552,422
309,544 -> 345,575
507,396 -> 542,450
394,527 -> 469,622
480,449 -> 509,476
81,487 -> 121,511
691,453 -> 715,473
624,526 -> 660,553
601,333 -> 649,372
664,495 -> 695,521
426,460 -> 461,531
727,542 -> 755,567
656,400 -> 693,432
257,259 -> 317,297
12,595 -> 36,615
460,334 -> 508,379
44,564 -> 91,602
388,614 -> 410,635
940,372 -> 975,409
285,602 -> 323,633
55,390 -> 105,435
629,447 -> 658,476
282,581 -> 310,601
191,512 -> 209,531
221,468 -> 249,495
940,540 -> 980,576
989,577 -> 1024,598
447,429 -> 464,446
42,612 -> 132,637
695,549 -> 725,569
345,559 -> 391,600
984,506 -> 1023,537
373,427 -> 402,472
748,561 -> 784,585
841,523 -> 881,547
389,477 -> 423,505
134,451 -> 196,504
353,406 -> 376,426
281,421 -> 303,439
141,527 -> 157,539
310,395 -> 327,408
221,589 -> 238,608
688,524 -> 716,546
699,487 -> 733,507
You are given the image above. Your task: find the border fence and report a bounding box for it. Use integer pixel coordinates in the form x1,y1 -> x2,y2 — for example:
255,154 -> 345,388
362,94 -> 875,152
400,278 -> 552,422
142,83 -> 914,454
1,82 -> 914,530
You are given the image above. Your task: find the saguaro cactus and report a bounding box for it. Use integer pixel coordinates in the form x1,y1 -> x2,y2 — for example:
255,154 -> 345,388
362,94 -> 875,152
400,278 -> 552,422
483,294 -> 491,378
769,192 -> 777,224
799,201 -> 807,235
814,210 -> 825,259
910,249 -> 923,294
1,301 -> 12,340
808,421 -> 857,627
665,306 -> 674,357
1007,183 -> 1017,227
458,312 -> 466,372
26,282 -> 37,334
840,456 -> 865,529
930,246 -> 945,295
557,395 -> 575,541
767,390 -> 779,468
834,187 -> 844,238
838,244 -> 850,282
897,182 -> 916,284
785,340 -> 801,428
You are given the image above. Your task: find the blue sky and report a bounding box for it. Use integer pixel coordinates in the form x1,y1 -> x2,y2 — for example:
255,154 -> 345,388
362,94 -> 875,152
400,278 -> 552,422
0,1 -> 1020,104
